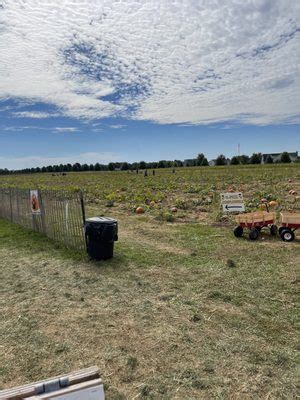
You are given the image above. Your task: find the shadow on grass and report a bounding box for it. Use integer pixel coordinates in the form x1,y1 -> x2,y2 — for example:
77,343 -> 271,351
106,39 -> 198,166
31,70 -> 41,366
0,218 -> 161,270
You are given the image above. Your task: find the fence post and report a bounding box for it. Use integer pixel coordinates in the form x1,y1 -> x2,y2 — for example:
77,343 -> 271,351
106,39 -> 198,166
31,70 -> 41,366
80,191 -> 88,252
9,188 -> 13,222
39,190 -> 47,235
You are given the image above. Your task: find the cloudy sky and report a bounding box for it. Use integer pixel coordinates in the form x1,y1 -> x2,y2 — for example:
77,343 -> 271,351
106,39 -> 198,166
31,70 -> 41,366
0,0 -> 299,169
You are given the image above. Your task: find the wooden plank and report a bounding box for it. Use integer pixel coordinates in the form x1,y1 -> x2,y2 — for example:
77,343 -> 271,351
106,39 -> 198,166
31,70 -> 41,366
26,379 -> 103,399
0,367 -> 100,400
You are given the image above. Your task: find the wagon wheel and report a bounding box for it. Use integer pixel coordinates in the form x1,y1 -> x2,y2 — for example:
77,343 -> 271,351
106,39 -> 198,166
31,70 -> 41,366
270,224 -> 278,236
249,228 -> 259,240
234,226 -> 243,238
278,227 -> 285,235
280,229 -> 295,242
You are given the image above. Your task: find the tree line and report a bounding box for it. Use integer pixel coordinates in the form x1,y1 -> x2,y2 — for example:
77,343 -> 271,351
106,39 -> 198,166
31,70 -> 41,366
0,152 -> 294,175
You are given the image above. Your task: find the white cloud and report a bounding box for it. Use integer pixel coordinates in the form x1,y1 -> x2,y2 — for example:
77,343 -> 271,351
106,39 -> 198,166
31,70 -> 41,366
0,0 -> 299,125
109,124 -> 124,129
12,111 -> 60,119
0,152 -> 121,169
54,127 -> 78,132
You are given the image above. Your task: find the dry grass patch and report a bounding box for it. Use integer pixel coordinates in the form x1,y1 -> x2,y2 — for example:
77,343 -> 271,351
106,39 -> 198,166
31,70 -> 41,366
1,218 -> 299,399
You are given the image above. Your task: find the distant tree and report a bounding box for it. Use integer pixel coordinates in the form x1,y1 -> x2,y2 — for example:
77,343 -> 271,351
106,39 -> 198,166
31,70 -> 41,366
121,162 -> 129,171
158,160 -> 167,168
239,155 -> 250,164
94,163 -> 101,171
73,163 -> 81,172
265,155 -> 273,164
138,161 -> 146,169
108,162 -> 115,171
196,153 -> 209,166
230,156 -> 240,165
215,154 -> 227,166
280,152 -> 291,163
89,164 -> 95,171
174,159 -> 183,167
250,153 -> 262,164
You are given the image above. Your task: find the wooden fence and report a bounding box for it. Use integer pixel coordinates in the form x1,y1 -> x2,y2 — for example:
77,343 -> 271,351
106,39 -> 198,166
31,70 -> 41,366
0,188 -> 86,252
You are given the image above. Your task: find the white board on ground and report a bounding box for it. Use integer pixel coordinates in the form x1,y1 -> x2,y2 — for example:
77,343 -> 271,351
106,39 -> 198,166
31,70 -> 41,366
220,192 -> 245,212
27,381 -> 105,400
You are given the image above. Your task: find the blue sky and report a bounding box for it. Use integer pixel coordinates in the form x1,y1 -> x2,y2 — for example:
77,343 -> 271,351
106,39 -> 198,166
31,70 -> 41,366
0,1 -> 299,169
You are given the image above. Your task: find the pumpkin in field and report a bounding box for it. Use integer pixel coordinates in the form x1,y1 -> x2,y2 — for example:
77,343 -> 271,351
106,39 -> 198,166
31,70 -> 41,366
228,187 -> 234,193
261,198 -> 268,203
150,201 -> 156,206
288,179 -> 293,183
268,200 -> 278,207
171,207 -> 178,213
259,203 -> 267,210
136,207 -> 145,214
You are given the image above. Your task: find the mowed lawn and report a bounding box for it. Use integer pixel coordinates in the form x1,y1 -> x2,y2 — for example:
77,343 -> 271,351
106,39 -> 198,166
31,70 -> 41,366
1,211 -> 299,399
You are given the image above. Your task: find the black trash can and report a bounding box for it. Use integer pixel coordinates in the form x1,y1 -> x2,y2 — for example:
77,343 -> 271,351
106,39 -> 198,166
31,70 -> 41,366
84,217 -> 118,260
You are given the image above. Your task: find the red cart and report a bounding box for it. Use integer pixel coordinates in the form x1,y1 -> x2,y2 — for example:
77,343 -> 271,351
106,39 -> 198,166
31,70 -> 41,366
278,212 -> 300,242
234,211 -> 277,240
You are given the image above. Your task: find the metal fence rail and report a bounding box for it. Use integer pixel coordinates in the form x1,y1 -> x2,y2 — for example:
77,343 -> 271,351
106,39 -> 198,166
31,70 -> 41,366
0,188 -> 86,252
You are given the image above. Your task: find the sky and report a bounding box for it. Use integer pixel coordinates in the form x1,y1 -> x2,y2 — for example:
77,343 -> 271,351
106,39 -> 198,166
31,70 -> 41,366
0,0 -> 299,169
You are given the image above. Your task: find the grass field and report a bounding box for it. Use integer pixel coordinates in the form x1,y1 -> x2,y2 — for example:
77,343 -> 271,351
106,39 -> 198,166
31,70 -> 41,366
1,164 -> 300,399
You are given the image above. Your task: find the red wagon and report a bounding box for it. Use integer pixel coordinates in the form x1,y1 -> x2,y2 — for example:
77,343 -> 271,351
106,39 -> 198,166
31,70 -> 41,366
234,211 -> 277,240
278,212 -> 300,242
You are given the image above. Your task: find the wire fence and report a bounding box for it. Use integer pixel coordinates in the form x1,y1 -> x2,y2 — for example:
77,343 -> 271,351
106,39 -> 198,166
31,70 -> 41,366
0,187 -> 86,252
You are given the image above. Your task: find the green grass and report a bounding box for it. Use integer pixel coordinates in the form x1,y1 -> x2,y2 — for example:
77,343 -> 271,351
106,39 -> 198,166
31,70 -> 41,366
1,213 -> 299,399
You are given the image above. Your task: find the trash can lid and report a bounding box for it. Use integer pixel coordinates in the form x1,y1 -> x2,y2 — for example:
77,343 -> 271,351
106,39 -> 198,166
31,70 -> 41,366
85,216 -> 117,224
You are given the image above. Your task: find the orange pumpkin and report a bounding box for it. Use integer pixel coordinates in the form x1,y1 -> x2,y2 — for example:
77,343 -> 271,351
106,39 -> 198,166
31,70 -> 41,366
268,200 -> 278,207
136,207 -> 145,214
171,207 -> 178,213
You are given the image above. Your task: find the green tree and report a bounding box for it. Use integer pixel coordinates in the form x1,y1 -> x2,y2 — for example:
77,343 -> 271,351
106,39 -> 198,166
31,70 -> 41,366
215,154 -> 227,166
108,162 -> 115,171
174,159 -> 183,167
73,163 -> 81,171
250,153 -> 262,164
280,152 -> 291,163
121,162 -> 129,170
230,156 -> 240,165
139,161 -> 147,169
158,160 -> 167,168
196,153 -> 208,166
239,155 -> 250,164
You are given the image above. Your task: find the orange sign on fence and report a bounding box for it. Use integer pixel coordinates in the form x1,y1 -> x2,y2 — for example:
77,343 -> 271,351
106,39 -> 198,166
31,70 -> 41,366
30,190 -> 41,214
